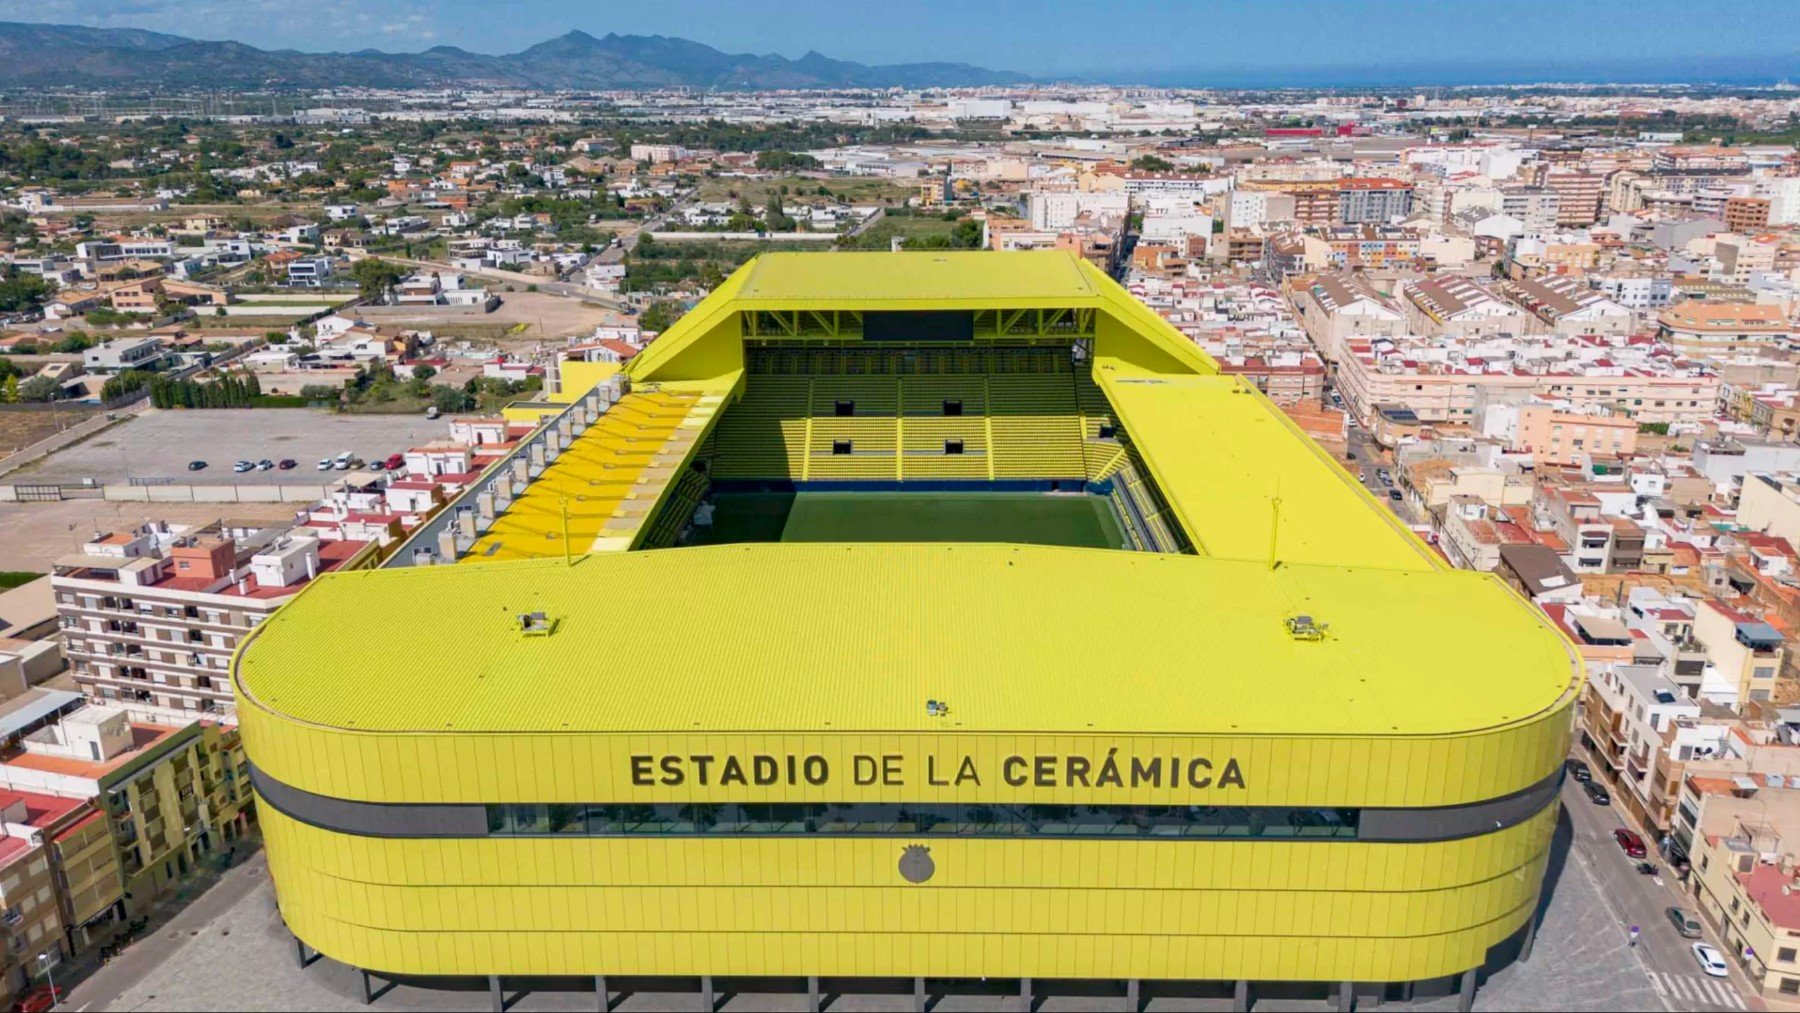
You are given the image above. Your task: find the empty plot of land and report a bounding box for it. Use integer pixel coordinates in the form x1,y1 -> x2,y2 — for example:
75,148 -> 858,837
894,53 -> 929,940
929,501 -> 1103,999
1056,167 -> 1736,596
9,409 -> 438,486
368,290 -> 621,343
0,407 -> 102,456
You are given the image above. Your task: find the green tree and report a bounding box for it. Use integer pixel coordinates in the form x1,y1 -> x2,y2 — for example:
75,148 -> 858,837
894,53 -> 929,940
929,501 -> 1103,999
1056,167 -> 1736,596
349,258 -> 406,301
1130,154 -> 1176,172
1,375 -> 17,404
0,270 -> 53,314
16,375 -> 58,402
430,384 -> 474,414
640,300 -> 686,333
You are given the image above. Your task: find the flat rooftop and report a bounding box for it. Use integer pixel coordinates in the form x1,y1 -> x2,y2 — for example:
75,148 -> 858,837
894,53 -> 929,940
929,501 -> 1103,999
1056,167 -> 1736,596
731,249 -> 1101,308
237,544 -> 1577,739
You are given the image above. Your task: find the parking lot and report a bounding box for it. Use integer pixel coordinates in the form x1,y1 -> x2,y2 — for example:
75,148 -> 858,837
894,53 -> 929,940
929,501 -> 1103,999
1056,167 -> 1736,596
9,409 -> 438,486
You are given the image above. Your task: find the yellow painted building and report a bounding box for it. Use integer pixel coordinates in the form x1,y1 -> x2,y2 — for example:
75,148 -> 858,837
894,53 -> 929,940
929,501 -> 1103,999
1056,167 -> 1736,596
236,252 -> 1580,1008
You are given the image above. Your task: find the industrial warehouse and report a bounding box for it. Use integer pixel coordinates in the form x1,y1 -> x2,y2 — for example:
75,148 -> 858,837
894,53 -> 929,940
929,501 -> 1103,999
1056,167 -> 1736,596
232,251 -> 1583,1011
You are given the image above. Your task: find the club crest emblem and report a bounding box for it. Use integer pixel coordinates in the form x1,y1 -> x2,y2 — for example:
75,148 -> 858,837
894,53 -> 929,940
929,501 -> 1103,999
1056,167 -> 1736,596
899,844 -> 935,883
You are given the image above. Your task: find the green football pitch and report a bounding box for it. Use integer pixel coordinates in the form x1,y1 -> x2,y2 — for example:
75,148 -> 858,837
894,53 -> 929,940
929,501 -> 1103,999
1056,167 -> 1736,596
695,492 -> 1125,549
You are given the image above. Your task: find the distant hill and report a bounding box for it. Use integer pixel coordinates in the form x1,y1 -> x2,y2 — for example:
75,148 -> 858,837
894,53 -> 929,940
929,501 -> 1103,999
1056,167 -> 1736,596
0,23 -> 1029,90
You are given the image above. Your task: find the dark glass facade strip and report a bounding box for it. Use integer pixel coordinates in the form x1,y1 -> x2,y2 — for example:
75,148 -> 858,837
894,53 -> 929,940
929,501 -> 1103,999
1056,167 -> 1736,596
250,765 -> 1562,844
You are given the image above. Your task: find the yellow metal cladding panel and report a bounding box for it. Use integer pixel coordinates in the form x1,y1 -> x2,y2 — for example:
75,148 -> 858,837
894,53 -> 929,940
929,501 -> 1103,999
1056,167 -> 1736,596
263,805 -> 1552,982
237,701 -> 1572,809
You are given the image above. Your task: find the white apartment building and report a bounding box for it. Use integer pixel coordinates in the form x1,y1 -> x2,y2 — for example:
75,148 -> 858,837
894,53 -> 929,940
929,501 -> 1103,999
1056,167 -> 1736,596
50,523 -> 369,715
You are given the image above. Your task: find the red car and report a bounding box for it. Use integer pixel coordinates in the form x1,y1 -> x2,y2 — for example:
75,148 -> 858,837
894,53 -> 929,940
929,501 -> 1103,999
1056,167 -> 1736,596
14,985 -> 62,1012
1614,827 -> 1647,859
384,453 -> 405,471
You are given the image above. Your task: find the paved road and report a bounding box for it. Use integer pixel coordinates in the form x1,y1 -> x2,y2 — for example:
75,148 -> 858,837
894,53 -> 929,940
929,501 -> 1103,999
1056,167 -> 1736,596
1558,775 -> 1755,1010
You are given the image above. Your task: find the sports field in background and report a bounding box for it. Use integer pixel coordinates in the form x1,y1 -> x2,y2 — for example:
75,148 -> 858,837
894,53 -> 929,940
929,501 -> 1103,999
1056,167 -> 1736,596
696,492 -> 1126,548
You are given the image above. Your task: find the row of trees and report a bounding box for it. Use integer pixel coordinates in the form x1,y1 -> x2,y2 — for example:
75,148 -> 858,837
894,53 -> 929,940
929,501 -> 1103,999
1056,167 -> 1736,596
147,371 -> 263,410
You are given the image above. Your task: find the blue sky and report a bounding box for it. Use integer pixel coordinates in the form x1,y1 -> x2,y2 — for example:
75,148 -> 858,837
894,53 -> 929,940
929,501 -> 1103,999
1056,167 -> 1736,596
8,0 -> 1800,84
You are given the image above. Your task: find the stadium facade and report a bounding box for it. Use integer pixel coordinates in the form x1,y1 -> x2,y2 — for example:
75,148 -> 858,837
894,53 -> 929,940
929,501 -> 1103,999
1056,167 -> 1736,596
234,251 -> 1581,1010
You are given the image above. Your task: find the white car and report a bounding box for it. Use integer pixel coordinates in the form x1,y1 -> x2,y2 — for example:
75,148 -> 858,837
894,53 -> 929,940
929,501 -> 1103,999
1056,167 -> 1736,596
316,458 -> 333,471
1692,941 -> 1729,978
232,460 -> 254,473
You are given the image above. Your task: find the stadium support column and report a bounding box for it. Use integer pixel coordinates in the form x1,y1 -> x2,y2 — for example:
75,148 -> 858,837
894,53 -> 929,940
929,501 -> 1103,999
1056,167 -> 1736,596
807,977 -> 820,1012
358,970 -> 373,1005
1232,979 -> 1250,1012
1019,977 -> 1032,1012
1336,980 -> 1351,1012
489,974 -> 502,1013
1125,979 -> 1139,1012
914,977 -> 927,1012
595,975 -> 609,1012
1457,968 -> 1478,1012
701,975 -> 714,1012
1519,903 -> 1542,963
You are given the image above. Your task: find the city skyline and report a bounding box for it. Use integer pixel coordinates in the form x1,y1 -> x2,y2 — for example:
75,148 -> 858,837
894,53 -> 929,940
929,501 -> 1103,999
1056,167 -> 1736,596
4,0 -> 1800,85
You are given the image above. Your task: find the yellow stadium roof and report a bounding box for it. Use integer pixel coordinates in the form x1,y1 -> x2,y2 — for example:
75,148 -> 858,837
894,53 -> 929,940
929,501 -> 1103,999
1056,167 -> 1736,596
238,543 -> 1576,738
1096,366 -> 1438,572
731,250 -> 1100,308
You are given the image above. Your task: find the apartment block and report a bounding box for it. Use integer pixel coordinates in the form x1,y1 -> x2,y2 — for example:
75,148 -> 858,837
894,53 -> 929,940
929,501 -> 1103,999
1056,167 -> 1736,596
52,523 -> 369,715
0,704 -> 251,910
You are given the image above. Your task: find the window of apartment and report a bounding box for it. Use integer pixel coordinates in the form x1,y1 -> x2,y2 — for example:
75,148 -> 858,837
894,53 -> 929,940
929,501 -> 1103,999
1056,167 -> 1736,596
1780,979 -> 1799,996
1777,947 -> 1796,964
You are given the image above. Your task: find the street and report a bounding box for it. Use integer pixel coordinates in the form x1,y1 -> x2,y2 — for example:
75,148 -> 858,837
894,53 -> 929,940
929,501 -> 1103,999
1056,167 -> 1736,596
1558,773 -> 1755,1010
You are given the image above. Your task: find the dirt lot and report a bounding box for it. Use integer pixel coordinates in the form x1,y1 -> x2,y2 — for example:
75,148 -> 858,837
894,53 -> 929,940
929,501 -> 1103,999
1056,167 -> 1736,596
366,290 -> 623,343
0,406 -> 103,456
0,499 -> 303,573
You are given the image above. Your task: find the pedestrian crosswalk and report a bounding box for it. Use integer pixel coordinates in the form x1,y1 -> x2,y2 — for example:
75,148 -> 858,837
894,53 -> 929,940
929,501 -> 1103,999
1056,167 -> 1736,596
1646,970 -> 1747,1009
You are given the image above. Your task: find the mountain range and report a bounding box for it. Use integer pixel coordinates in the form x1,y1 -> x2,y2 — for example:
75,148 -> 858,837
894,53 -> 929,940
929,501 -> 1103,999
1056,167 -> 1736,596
0,22 -> 1029,91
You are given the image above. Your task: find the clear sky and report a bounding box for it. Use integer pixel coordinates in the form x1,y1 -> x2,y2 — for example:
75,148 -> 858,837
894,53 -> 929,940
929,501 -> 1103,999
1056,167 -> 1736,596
8,0 -> 1800,84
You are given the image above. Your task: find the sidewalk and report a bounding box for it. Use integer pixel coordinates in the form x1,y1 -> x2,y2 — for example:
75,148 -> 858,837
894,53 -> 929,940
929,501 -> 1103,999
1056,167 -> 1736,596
54,835 -> 266,1005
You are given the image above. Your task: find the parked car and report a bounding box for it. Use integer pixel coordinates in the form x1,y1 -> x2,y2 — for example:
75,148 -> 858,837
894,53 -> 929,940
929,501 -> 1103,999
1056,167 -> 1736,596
1667,906 -> 1703,939
316,458 -> 333,471
333,452 -> 354,470
186,460 -> 207,471
1566,759 -> 1592,783
1692,941 -> 1729,978
384,453 -> 405,471
1388,489 -> 1403,501
233,460 -> 254,473
1345,451 -> 1357,461
277,459 -> 297,470
12,984 -> 62,1012
369,460 -> 387,471
425,406 -> 441,419
1583,780 -> 1611,805
1613,828 -> 1647,859
256,459 -> 275,471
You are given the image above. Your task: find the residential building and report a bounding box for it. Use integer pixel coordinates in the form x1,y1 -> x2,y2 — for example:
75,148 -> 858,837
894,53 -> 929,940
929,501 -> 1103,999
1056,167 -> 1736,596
1400,276 -> 1534,338
51,523 -> 370,715
1658,302 -> 1795,359
0,704 -> 251,914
